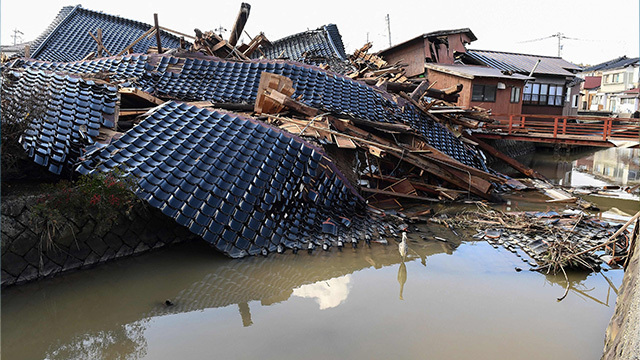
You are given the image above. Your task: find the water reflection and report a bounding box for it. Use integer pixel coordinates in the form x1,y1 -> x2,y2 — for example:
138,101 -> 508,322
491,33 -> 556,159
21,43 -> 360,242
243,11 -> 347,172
292,275 -> 352,310
543,269 -> 620,307
522,147 -> 639,188
397,262 -> 407,300
3,236 -> 458,360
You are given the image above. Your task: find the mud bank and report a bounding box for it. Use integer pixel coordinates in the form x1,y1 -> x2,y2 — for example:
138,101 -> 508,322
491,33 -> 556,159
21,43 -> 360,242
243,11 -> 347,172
603,232 -> 640,359
1,192 -> 198,286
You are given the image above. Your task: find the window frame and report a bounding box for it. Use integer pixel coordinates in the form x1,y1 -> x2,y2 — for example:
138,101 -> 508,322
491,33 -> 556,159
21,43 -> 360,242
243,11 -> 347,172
471,84 -> 497,102
510,86 -> 521,103
522,82 -> 564,106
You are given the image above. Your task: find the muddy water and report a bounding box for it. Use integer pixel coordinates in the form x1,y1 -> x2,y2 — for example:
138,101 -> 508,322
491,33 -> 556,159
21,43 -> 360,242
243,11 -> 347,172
2,147 -> 636,360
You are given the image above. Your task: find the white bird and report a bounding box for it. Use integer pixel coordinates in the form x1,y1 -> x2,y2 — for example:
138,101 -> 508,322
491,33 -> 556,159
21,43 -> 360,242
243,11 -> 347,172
399,232 -> 408,261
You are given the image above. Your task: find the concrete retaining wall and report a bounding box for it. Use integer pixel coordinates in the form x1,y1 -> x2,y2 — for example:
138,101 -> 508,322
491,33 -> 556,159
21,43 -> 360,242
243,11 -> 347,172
602,230 -> 640,359
1,194 -> 198,287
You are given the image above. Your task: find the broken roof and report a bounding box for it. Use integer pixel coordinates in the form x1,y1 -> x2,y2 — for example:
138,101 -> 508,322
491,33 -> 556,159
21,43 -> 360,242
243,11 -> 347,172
465,50 -> 582,77
29,5 -> 184,62
1,68 -> 118,174
14,53 -> 486,170
581,56 -> 640,73
253,24 -> 350,73
77,101 -> 366,257
378,28 -> 477,55
425,64 -> 534,81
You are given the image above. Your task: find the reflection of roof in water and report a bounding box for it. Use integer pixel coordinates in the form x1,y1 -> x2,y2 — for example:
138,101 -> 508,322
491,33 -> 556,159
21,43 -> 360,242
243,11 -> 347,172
149,239 -> 456,316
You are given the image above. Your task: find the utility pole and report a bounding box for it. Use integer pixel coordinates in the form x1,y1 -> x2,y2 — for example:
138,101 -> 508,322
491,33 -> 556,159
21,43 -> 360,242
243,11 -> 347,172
556,32 -> 563,57
11,28 -> 24,46
385,14 -> 392,48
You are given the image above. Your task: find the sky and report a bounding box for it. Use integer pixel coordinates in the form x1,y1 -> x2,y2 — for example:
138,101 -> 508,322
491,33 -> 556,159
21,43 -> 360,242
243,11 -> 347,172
1,0 -> 638,66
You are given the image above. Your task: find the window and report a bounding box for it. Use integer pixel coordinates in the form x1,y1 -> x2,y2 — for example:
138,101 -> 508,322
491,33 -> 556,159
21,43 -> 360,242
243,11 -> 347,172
471,84 -> 496,102
612,74 -> 620,83
572,94 -> 579,108
510,87 -> 521,103
523,82 -> 564,106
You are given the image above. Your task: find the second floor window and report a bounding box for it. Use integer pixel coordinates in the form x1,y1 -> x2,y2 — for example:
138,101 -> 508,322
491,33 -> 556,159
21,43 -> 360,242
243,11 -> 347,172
523,83 -> 564,106
471,84 -> 496,102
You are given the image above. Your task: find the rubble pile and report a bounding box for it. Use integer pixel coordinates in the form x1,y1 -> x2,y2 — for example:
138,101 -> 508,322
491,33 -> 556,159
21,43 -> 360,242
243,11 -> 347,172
441,206 -> 638,271
2,4 -> 632,261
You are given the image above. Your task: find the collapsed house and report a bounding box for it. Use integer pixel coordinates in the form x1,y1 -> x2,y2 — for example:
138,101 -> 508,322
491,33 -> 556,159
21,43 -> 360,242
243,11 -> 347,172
2,5 -> 533,259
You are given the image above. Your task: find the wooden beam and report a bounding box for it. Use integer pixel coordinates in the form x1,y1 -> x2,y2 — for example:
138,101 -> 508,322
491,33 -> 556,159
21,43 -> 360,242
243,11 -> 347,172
119,88 -> 165,105
159,26 -> 196,40
117,27 -> 156,56
466,133 -> 548,181
154,14 -> 163,54
360,187 -> 440,202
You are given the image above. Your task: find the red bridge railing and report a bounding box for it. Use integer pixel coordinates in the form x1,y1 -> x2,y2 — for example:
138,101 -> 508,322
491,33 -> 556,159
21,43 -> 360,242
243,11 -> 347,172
481,114 -> 640,143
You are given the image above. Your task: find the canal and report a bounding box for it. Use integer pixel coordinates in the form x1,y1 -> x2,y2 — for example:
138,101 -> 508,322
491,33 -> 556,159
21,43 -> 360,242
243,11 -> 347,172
2,147 -> 638,360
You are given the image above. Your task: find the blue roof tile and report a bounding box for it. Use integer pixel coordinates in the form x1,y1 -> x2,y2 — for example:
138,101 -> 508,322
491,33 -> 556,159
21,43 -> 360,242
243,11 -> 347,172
253,24 -> 351,73
1,69 -> 117,175
30,5 -> 184,62
77,101 -> 366,258
12,53 -> 488,170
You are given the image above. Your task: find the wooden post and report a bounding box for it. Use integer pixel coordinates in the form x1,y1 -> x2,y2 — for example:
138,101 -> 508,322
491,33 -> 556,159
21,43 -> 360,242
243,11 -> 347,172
154,13 -> 163,54
553,117 -> 559,138
603,118 -> 610,141
97,28 -> 103,57
508,115 -> 513,135
562,117 -> 567,135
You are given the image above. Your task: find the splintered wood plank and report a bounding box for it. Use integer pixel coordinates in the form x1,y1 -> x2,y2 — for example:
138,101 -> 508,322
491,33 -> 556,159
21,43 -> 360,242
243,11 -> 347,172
254,72 -> 295,114
334,135 -> 357,149
119,88 -> 165,105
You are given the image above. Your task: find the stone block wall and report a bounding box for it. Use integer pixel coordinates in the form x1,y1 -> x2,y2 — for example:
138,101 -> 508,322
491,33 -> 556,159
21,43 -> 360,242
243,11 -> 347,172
1,195 -> 199,286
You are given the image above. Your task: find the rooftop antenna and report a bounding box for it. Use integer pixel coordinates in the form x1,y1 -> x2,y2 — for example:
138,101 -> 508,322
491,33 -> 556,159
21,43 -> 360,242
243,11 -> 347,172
214,25 -> 228,38
385,14 -> 392,47
11,28 -> 24,46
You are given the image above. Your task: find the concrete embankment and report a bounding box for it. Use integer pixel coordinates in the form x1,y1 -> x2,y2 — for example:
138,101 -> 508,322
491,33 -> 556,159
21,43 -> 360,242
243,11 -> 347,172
602,229 -> 640,360
1,194 -> 198,286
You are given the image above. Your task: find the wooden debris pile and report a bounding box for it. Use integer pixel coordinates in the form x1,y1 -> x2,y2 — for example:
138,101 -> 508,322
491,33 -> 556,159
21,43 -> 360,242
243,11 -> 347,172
254,72 -> 507,210
440,205 -> 640,273
191,29 -> 248,60
347,43 -> 408,84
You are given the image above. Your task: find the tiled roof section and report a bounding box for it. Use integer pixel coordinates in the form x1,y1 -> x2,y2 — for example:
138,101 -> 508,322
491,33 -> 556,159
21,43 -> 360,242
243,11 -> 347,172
466,50 -> 582,76
77,101 -> 366,258
30,5 -> 184,62
253,24 -> 350,73
584,76 -> 601,90
13,54 -> 486,170
581,56 -> 640,72
11,54 -> 150,84
1,69 -> 117,174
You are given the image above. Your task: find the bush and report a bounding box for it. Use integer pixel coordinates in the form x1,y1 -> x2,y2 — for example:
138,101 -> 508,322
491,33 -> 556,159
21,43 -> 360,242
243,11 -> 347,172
32,172 -> 140,239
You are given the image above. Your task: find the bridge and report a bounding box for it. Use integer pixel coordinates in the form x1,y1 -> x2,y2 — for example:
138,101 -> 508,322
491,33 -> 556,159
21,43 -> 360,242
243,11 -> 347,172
474,114 -> 640,148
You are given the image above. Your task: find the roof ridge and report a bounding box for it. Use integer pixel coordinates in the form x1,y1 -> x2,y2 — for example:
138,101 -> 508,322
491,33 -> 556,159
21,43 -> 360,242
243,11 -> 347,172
469,49 -> 564,60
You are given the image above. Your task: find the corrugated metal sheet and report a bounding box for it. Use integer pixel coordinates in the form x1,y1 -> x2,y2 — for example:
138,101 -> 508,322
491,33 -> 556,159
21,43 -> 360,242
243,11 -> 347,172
466,50 -> 581,76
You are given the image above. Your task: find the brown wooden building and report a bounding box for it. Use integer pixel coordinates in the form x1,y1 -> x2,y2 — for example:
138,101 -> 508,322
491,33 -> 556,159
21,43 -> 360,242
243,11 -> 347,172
377,28 -> 477,77
425,64 -> 533,114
